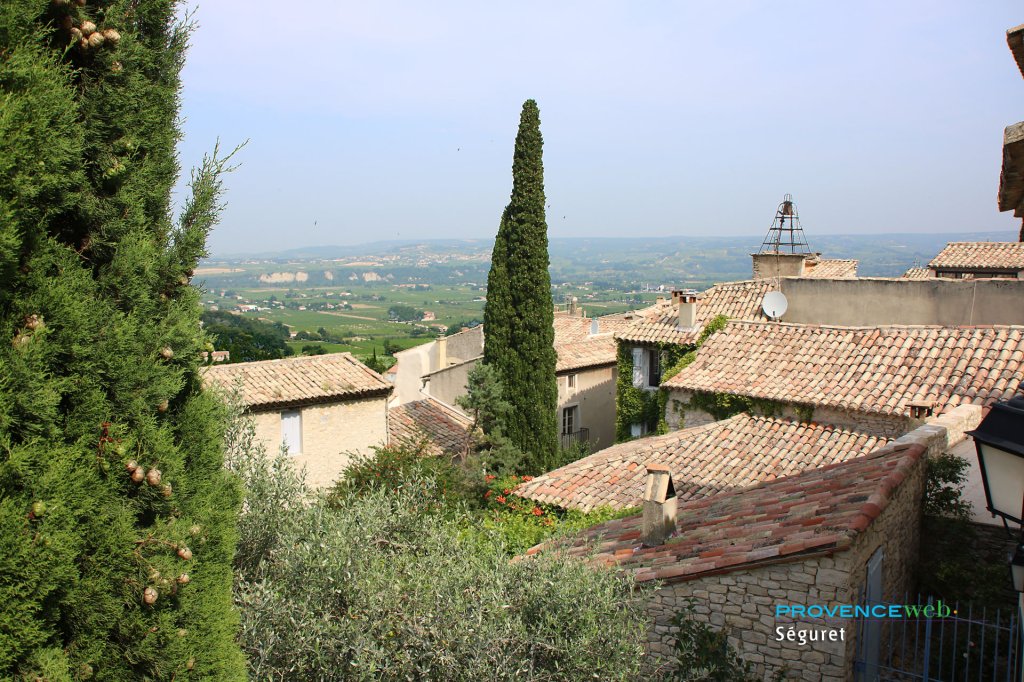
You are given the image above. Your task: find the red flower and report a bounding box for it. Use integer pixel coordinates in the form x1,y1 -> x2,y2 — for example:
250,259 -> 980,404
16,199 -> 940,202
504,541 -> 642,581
496,495 -> 506,504
503,489 -> 511,495
485,474 -> 496,482
532,507 -> 543,516
522,475 -> 534,482
484,490 -> 492,498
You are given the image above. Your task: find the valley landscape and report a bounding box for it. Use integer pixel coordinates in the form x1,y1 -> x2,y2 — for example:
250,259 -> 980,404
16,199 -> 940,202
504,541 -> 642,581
197,230 -> 1016,364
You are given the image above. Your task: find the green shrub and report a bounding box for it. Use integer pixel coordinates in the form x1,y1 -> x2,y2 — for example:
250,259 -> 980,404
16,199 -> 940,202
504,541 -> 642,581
330,442 -> 477,515
228,413 -> 649,680
477,474 -> 638,555
917,453 -> 1007,606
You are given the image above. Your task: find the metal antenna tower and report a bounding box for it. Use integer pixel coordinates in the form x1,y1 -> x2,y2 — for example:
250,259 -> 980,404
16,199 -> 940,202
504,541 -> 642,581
758,194 -> 813,254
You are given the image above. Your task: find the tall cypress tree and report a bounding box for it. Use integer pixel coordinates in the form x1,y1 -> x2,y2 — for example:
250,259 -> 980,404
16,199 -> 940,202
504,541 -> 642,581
483,100 -> 558,472
0,2 -> 245,679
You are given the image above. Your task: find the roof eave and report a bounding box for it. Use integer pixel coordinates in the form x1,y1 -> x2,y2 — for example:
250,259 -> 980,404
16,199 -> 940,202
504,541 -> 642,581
1009,24 -> 1024,79
246,385 -> 392,412
998,121 -> 1024,217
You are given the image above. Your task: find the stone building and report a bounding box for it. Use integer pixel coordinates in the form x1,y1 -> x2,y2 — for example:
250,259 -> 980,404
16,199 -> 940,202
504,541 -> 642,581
660,321 -> 1024,437
614,280 -> 775,437
525,412 -> 974,681
516,413 -> 890,511
411,313 -> 643,453
201,353 -> 392,487
901,241 -> 1024,280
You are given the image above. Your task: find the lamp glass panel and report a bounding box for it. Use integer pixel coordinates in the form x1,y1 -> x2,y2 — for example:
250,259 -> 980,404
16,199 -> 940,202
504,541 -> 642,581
978,442 -> 1024,520
1014,562 -> 1024,593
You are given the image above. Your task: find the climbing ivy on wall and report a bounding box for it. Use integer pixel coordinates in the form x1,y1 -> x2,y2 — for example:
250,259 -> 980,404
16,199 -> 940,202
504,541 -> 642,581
614,315 -> 731,441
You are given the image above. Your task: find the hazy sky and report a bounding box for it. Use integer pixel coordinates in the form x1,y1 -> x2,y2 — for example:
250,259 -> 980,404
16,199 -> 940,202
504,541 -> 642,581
172,1 -> 1023,256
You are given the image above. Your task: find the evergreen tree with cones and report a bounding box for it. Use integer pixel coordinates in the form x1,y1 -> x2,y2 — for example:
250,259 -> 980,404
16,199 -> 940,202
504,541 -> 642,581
482,100 -> 558,473
0,1 -> 245,678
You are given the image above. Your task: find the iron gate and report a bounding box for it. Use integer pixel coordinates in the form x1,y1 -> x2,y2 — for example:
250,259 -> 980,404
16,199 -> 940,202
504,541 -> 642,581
854,594 -> 1020,681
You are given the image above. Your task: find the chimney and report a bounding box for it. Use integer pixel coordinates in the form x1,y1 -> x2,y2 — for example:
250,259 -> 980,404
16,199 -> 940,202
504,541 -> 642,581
642,464 -> 678,547
675,291 -> 698,329
908,400 -> 934,420
590,318 -> 599,336
437,336 -> 447,370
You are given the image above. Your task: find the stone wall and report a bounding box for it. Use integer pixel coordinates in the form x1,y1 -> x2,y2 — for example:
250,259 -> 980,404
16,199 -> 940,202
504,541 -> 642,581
777,277 -> 1024,326
250,395 -> 389,488
752,253 -> 808,280
440,325 -> 484,364
642,418 -> 953,681
423,356 -> 479,408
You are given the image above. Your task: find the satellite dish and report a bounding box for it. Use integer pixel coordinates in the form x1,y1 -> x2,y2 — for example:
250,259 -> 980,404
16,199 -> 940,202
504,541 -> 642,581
761,291 -> 788,319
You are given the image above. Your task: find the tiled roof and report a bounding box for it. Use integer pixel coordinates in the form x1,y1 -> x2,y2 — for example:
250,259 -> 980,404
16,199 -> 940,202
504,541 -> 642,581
388,397 -> 472,458
555,335 -> 618,372
552,314 -> 644,372
662,321 -> 1024,417
928,242 -> 1024,271
901,267 -> 933,279
616,280 -> 773,345
801,258 -> 858,279
524,441 -> 926,584
516,414 -> 890,511
201,353 -> 391,409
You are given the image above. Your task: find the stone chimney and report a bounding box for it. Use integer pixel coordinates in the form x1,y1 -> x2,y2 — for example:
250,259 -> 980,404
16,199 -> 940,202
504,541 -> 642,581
642,464 -> 678,547
673,290 -> 698,329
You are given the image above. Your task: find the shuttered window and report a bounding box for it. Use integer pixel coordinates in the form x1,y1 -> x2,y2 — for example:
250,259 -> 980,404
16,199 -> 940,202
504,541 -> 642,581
632,347 -> 646,388
281,409 -> 302,455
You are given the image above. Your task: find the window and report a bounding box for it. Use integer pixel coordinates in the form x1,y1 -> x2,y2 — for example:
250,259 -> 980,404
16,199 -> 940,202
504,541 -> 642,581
648,350 -> 661,387
281,409 -> 302,455
630,422 -> 647,438
562,405 -> 578,435
631,347 -> 661,390
567,373 -> 577,390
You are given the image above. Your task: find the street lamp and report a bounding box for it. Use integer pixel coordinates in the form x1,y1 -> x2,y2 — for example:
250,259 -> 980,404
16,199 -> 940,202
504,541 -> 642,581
966,396 -> 1024,525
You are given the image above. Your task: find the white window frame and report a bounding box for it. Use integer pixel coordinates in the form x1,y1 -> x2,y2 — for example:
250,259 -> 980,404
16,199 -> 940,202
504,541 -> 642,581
281,409 -> 302,455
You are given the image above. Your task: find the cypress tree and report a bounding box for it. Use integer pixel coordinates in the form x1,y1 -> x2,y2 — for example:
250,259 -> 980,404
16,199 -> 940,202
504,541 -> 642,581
0,2 -> 245,679
483,100 -> 559,472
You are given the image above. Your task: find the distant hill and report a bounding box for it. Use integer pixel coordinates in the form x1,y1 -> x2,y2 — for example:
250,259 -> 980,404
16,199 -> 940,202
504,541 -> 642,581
202,231 -> 1018,289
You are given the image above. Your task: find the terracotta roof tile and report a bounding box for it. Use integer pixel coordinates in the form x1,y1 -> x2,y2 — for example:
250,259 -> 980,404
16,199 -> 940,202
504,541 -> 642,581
201,353 -> 391,409
663,321 -> 1024,417
528,441 -> 926,583
901,267 -> 933,279
553,314 -> 641,372
928,242 -> 1024,271
801,258 -> 858,278
516,414 -> 890,511
388,397 -> 472,458
616,280 -> 774,345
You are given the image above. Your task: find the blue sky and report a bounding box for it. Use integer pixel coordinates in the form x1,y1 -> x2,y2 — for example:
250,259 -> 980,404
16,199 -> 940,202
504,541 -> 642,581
172,1 -> 1023,256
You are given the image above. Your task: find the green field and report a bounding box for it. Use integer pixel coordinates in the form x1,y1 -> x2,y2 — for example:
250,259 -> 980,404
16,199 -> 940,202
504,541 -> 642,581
196,278 -> 660,366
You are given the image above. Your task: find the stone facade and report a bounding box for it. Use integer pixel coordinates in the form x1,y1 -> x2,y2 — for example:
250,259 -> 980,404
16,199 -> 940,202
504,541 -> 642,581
640,412 -> 976,681
556,364 -> 617,452
250,395 -> 388,488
